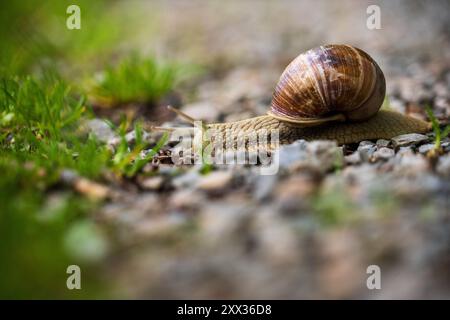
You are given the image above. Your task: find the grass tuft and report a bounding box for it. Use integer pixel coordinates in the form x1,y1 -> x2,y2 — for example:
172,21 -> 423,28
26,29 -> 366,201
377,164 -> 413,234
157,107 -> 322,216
110,119 -> 169,178
0,75 -> 110,178
425,106 -> 450,152
87,54 -> 179,107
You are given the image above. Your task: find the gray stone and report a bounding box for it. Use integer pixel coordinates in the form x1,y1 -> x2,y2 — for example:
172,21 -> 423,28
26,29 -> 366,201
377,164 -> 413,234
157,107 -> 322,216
253,209 -> 300,264
358,144 -> 376,162
139,176 -> 165,190
277,140 -> 308,170
156,164 -> 180,175
434,97 -> 449,111
397,147 -> 414,156
394,152 -> 429,175
392,133 -> 429,148
436,154 -> 450,177
172,169 -> 201,188
133,213 -> 186,239
442,142 -> 450,152
392,174 -> 442,199
418,143 -> 435,154
199,203 -> 250,243
170,190 -> 205,209
86,119 -> 117,143
60,169 -> 79,184
309,141 -> 343,172
125,129 -> 150,145
373,147 -> 395,160
253,174 -> 278,201
376,139 -> 391,148
344,152 -> 361,165
358,140 -> 375,147
197,170 -> 234,191
276,140 -> 342,173
275,173 -> 319,209
433,82 -> 448,98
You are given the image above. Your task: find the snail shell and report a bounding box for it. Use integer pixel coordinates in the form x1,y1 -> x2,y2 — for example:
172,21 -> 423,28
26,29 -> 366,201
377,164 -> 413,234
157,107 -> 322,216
268,44 -> 386,125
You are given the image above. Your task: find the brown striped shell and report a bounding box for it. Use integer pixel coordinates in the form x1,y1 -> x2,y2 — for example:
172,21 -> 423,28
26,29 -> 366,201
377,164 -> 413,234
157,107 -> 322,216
268,44 -> 386,125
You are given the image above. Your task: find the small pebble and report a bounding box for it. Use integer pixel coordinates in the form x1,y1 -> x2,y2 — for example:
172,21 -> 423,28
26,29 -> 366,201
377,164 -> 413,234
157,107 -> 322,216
170,190 -> 205,209
397,146 -> 414,156
392,133 -> 429,148
441,141 -> 450,152
306,141 -> 343,173
253,174 -> 278,201
159,164 -> 180,176
436,154 -> 450,177
277,140 -> 308,170
358,140 -> 375,147
86,119 -> 117,143
125,130 -> 150,145
73,178 -> 111,200
433,82 -> 448,98
139,176 -> 165,190
275,174 -> 317,211
172,170 -> 200,188
394,152 -> 429,175
418,143 -> 435,154
376,139 -> 391,148
434,97 -> 449,110
373,147 -> 395,160
133,214 -> 186,239
345,152 -> 361,165
358,144 -> 376,162
197,171 -> 233,191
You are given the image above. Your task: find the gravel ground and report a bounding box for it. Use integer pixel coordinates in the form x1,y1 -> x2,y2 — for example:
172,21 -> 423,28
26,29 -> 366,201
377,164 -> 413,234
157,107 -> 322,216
87,0 -> 450,298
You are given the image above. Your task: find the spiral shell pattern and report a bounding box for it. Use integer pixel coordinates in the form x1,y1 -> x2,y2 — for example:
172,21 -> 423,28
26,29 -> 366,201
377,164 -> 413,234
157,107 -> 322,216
270,44 -> 386,123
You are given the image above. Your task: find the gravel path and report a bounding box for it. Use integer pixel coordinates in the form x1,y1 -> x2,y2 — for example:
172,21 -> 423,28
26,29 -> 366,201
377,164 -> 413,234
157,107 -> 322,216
87,0 -> 450,298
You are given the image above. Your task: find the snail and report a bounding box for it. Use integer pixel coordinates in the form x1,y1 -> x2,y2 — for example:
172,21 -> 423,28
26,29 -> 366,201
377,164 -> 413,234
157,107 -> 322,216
166,44 -> 430,149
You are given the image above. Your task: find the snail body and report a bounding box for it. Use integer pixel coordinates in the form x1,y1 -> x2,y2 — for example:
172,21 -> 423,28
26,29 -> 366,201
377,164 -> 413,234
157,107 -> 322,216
208,110 -> 430,148
170,44 -> 430,150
